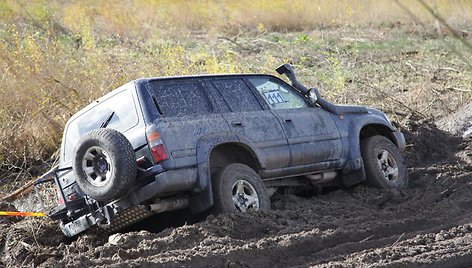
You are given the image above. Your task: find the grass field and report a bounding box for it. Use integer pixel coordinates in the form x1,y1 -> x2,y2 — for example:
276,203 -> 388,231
0,0 -> 471,183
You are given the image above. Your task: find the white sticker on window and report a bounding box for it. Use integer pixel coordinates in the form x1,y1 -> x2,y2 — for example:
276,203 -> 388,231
263,90 -> 286,105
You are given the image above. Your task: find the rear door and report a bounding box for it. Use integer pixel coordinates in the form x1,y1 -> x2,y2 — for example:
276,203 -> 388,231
210,77 -> 291,169
146,78 -> 230,169
247,76 -> 342,168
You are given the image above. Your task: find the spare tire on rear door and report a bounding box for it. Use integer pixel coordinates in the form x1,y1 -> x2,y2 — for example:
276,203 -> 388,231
73,128 -> 136,202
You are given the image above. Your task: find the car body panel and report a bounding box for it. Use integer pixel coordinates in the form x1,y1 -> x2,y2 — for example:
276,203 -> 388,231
273,107 -> 342,166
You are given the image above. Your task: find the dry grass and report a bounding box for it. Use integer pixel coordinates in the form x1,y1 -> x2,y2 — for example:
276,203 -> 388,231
11,0 -> 472,33
0,0 -> 471,186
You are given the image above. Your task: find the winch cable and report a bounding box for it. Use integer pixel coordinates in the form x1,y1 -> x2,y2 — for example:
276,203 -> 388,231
0,211 -> 46,217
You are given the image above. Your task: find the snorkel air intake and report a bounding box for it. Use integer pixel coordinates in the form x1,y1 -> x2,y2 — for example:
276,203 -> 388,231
276,63 -> 308,94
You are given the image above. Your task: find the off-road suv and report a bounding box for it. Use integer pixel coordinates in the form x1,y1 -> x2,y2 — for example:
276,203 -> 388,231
44,64 -> 407,237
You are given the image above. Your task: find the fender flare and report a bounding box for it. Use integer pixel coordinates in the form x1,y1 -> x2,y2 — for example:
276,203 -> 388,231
346,115 -> 397,163
340,116 -> 397,186
189,132 -> 264,212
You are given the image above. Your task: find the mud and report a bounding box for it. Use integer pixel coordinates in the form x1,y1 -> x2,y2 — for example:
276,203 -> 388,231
1,110 -> 472,267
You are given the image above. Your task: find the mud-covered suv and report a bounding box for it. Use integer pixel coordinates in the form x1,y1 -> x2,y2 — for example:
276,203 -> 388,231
45,64 -> 407,237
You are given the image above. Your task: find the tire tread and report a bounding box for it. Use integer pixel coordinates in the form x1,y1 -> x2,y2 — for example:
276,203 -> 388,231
73,128 -> 136,201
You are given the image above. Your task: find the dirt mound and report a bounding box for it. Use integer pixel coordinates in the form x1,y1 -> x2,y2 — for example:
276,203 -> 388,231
401,119 -> 461,166
1,119 -> 472,267
436,102 -> 472,138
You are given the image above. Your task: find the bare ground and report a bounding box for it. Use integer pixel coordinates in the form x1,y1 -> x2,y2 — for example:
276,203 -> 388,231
1,110 -> 472,267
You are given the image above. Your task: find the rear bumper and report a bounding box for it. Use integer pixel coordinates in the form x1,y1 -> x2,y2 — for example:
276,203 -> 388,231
130,168 -> 197,204
58,167 -> 197,237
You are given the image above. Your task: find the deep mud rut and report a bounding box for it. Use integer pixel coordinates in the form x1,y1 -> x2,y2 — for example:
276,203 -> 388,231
1,114 -> 472,267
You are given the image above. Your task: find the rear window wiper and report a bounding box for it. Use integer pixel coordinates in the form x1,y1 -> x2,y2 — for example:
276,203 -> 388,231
100,111 -> 115,128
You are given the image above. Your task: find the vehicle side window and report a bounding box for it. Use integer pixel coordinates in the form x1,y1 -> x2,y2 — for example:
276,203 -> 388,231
248,77 -> 308,110
212,79 -> 263,112
148,81 -> 213,117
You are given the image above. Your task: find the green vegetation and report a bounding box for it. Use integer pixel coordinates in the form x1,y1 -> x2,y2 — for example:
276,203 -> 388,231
0,0 -> 471,185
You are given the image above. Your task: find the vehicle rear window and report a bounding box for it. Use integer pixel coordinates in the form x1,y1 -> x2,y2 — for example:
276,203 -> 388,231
63,89 -> 139,162
148,81 -> 213,117
212,79 -> 263,112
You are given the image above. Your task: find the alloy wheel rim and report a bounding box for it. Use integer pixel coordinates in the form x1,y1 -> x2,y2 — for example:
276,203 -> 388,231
376,149 -> 399,183
231,179 -> 260,212
81,146 -> 113,187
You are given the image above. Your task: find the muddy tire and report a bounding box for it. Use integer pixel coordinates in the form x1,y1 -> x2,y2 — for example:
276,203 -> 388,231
361,135 -> 408,189
212,163 -> 270,214
73,128 -> 136,202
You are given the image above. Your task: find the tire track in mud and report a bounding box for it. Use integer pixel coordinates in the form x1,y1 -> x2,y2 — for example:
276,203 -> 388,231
170,217 -> 464,268
32,173 -> 472,268
312,222 -> 472,268
33,203 -> 471,267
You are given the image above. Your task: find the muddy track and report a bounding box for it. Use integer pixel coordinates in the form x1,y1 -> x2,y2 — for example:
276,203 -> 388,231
1,115 -> 472,267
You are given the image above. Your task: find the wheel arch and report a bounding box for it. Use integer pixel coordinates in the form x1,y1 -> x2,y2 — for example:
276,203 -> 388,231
209,143 -> 262,177
189,132 -> 264,213
346,116 -> 397,159
359,123 -> 397,145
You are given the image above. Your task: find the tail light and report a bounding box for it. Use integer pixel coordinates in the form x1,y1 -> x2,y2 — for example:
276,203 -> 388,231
57,191 -> 77,205
57,194 -> 64,205
146,129 -> 168,163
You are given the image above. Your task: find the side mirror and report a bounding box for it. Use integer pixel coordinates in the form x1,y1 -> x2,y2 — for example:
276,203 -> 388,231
307,88 -> 319,104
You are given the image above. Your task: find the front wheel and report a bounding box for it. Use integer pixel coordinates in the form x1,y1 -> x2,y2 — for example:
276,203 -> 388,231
212,163 -> 270,214
361,135 -> 408,189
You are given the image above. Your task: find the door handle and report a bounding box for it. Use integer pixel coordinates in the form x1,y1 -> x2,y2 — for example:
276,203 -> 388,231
232,121 -> 243,127
283,118 -> 292,123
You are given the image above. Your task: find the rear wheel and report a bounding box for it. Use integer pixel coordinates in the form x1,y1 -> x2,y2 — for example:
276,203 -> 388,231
361,135 -> 408,189
212,163 -> 270,214
73,128 -> 136,201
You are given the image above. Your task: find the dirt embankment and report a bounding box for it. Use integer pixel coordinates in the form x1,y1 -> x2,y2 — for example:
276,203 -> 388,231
1,111 -> 472,267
